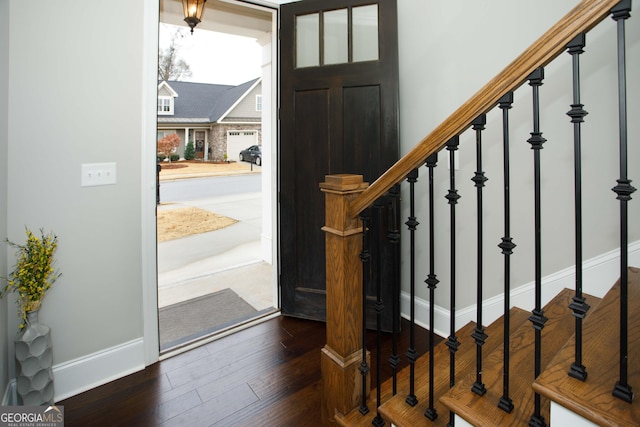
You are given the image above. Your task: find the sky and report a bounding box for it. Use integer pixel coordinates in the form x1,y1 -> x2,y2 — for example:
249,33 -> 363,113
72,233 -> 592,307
159,23 -> 262,86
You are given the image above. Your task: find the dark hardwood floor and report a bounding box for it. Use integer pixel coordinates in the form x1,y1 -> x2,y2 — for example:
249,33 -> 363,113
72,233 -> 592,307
59,315 -> 438,427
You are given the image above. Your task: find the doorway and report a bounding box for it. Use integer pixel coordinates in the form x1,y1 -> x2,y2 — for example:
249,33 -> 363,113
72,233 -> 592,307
156,0 -> 279,353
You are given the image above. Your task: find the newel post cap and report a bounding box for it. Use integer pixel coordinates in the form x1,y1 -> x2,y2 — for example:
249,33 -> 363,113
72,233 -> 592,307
320,174 -> 368,193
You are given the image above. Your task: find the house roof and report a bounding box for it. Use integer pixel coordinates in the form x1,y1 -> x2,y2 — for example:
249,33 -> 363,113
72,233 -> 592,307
157,78 -> 260,124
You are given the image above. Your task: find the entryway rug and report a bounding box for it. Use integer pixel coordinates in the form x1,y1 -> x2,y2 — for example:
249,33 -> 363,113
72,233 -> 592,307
159,288 -> 261,351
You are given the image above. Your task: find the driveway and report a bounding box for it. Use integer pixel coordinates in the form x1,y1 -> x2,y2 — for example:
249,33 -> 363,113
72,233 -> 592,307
158,160 -> 260,181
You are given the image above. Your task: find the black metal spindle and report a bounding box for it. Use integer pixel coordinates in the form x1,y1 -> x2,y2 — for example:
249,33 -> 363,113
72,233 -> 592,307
405,169 -> 420,406
497,92 -> 516,414
527,66 -> 548,427
445,136 -> 461,427
611,0 -> 636,404
424,153 -> 439,421
566,33 -> 591,382
471,114 -> 488,397
388,185 -> 401,397
359,209 -> 371,415
372,202 -> 386,427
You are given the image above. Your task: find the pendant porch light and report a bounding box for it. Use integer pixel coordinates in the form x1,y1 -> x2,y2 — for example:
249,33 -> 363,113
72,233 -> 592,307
182,0 -> 207,34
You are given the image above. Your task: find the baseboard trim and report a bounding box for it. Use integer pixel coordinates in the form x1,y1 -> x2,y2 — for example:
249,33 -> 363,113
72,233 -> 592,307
402,241 -> 640,338
52,338 -> 145,402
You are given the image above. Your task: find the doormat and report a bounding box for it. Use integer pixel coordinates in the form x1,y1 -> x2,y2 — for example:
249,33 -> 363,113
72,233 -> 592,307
159,288 -> 261,351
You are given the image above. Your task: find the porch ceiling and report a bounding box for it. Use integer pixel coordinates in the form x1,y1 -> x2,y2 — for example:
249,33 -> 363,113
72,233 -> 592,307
160,0 -> 274,39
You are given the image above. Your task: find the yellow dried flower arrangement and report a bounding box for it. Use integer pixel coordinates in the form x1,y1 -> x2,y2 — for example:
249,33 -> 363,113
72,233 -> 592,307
1,228 -> 61,328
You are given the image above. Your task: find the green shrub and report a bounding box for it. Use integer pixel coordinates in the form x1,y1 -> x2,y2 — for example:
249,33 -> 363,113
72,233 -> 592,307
157,155 -> 166,162
184,141 -> 196,160
170,153 -> 180,162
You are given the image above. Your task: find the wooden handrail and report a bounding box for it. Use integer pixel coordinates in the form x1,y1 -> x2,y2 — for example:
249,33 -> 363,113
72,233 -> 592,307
350,0 -> 620,218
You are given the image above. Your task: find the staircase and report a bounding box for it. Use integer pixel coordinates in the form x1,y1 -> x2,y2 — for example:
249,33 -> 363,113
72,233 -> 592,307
336,267 -> 640,426
320,0 -> 637,425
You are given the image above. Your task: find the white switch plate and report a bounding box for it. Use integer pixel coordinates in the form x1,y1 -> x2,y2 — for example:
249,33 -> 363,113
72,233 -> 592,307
81,162 -> 117,187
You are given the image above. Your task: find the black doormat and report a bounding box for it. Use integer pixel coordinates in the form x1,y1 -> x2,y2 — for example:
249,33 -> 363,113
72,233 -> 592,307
159,288 -> 264,351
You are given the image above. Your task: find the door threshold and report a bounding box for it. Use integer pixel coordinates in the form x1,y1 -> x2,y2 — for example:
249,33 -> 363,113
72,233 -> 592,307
159,309 -> 281,360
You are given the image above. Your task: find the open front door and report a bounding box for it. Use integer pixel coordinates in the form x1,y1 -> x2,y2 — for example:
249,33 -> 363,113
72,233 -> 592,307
279,0 -> 400,328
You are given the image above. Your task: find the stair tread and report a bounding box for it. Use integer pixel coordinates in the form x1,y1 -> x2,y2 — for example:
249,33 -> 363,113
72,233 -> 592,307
534,266 -> 640,426
440,288 -> 586,426
377,308 -> 531,427
337,321 -> 482,426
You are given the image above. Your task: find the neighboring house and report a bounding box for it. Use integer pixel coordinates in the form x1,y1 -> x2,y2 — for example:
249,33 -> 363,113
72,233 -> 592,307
157,79 -> 262,162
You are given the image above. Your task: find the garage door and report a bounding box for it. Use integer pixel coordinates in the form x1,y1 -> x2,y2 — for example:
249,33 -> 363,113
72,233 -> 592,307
227,131 -> 258,162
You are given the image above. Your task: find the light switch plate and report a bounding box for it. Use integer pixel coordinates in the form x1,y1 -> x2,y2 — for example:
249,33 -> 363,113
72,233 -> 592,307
81,162 -> 117,187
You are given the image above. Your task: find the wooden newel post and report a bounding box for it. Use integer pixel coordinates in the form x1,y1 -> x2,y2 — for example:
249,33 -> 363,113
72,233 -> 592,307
320,174 -> 369,425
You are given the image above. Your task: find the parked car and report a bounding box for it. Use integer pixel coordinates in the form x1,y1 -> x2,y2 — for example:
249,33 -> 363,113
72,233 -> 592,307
239,145 -> 262,166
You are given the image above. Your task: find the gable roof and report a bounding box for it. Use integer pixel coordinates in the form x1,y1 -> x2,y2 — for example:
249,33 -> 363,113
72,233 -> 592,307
157,78 -> 260,124
158,81 -> 178,98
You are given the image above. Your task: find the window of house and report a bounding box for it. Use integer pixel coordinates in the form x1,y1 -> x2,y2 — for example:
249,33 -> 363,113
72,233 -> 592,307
256,95 -> 263,112
157,130 -> 177,140
157,97 -> 174,115
295,5 -> 379,68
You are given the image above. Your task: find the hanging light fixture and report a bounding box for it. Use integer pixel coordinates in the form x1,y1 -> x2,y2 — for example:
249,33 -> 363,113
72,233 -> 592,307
182,0 -> 207,35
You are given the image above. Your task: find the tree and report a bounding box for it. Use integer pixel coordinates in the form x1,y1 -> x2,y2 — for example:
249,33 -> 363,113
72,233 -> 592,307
157,133 -> 181,162
158,26 -> 192,81
184,140 -> 196,160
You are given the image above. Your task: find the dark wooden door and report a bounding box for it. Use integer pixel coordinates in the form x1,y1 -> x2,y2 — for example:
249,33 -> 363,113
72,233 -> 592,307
279,0 -> 400,327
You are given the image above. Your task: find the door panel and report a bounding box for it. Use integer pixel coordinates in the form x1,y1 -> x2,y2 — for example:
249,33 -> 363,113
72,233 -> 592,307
280,0 -> 399,328
343,85 -> 381,180
292,89 -> 330,319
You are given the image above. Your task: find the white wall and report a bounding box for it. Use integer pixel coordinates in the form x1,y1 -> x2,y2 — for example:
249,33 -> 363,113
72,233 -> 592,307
397,0 -> 640,311
1,0 -> 10,405
5,0 -> 158,399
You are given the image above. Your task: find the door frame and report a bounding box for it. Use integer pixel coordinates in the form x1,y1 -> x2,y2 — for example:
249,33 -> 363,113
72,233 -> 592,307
141,0 -> 280,365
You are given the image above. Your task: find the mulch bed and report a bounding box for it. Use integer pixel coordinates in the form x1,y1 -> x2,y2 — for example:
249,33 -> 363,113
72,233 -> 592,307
160,164 -> 188,169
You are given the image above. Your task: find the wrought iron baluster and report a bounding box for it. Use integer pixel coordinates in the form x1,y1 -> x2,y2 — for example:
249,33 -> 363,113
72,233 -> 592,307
527,66 -> 548,427
497,92 -> 516,414
424,153 -> 439,422
388,185 -> 401,398
405,169 -> 420,406
445,136 -> 461,427
359,209 -> 371,416
372,201 -> 386,427
471,114 -> 488,397
610,0 -> 636,404
566,33 -> 591,382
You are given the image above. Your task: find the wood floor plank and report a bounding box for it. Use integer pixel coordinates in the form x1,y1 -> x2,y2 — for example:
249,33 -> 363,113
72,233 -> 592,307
214,381 -> 322,427
157,390 -> 202,424
59,316 -> 430,427
161,382 -> 259,426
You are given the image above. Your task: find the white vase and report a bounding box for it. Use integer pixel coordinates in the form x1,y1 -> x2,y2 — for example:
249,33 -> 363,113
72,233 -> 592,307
14,310 -> 55,405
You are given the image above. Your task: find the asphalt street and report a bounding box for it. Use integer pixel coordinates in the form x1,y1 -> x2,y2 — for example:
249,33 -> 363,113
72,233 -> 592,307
159,174 -> 261,202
